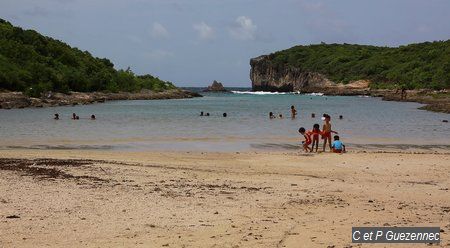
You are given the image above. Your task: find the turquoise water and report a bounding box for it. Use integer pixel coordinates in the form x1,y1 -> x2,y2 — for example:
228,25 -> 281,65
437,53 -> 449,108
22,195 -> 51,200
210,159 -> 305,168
0,91 -> 449,151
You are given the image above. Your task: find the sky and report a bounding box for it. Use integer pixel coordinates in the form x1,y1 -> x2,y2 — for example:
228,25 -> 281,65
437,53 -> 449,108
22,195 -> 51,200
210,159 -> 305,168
1,0 -> 449,87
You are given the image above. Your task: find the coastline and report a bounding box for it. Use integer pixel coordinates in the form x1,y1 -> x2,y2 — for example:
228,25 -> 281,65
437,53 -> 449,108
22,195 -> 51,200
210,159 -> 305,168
0,89 -> 202,109
301,87 -> 449,114
1,149 -> 449,247
1,87 -> 449,114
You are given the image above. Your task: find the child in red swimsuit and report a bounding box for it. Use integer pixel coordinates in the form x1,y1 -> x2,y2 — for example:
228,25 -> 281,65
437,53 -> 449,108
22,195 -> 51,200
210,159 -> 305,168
321,114 -> 338,152
311,123 -> 321,152
298,127 -> 312,152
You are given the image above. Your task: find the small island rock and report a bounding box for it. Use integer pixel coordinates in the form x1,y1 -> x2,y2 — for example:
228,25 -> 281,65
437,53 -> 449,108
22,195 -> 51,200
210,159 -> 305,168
203,80 -> 229,92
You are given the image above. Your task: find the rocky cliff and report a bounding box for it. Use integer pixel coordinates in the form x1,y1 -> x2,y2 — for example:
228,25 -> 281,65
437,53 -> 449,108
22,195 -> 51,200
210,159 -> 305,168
203,80 -> 228,92
0,89 -> 202,109
250,55 -> 369,95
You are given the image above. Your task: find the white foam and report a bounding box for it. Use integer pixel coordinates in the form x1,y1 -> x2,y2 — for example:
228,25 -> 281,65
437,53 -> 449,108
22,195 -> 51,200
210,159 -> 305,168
231,91 -> 290,95
306,92 -> 324,96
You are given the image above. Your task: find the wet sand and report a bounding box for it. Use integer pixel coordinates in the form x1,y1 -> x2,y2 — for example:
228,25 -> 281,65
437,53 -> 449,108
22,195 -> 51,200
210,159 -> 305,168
0,149 -> 449,247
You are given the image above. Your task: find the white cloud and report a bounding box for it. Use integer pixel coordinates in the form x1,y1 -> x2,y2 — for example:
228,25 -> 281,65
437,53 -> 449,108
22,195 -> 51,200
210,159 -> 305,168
193,22 -> 215,41
229,16 -> 257,41
150,22 -> 169,39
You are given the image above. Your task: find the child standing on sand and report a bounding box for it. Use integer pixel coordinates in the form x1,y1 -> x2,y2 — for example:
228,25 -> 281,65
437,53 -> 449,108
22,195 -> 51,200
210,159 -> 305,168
311,123 -> 321,152
332,135 -> 346,153
298,127 -> 312,152
322,114 -> 338,152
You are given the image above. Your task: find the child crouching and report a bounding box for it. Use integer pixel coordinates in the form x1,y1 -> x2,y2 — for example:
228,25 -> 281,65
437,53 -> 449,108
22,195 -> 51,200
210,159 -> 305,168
332,135 -> 346,153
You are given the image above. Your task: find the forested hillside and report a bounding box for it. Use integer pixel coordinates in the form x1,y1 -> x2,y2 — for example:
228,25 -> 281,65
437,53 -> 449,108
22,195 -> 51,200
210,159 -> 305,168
0,19 -> 175,97
266,41 -> 450,89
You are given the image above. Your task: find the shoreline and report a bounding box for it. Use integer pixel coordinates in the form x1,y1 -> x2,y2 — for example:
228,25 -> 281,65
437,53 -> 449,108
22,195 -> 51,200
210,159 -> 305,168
1,149 -> 449,247
0,89 -> 202,109
2,142 -> 450,154
300,88 -> 450,114
1,87 -> 449,114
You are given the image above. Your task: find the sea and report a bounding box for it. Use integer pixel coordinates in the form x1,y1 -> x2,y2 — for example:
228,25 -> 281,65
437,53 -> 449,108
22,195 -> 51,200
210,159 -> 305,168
0,87 -> 449,152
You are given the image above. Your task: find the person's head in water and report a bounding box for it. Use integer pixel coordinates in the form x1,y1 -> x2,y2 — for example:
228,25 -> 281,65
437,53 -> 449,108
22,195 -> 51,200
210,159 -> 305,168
279,114 -> 283,118
91,114 -> 96,120
298,127 -> 306,134
206,113 -> 210,116
54,113 -> 59,120
334,135 -> 340,141
200,111 -> 204,116
313,123 -> 320,132
75,116 -> 80,120
223,113 -> 227,117
269,112 -> 275,119
339,115 -> 343,120
72,113 -> 76,119
312,113 -> 316,118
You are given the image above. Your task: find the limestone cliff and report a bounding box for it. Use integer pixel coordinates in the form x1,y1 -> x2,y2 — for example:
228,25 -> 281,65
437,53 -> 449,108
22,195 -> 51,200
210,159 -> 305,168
250,55 -> 369,95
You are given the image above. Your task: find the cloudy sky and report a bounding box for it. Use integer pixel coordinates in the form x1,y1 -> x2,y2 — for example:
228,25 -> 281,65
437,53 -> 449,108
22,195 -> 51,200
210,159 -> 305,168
1,0 -> 449,87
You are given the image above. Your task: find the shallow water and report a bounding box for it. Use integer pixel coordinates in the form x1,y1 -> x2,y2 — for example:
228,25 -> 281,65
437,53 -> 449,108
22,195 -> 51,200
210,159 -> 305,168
0,90 -> 449,151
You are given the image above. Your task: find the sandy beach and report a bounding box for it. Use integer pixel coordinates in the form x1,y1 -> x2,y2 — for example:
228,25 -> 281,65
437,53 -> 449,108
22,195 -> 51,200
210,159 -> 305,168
1,149 -> 449,247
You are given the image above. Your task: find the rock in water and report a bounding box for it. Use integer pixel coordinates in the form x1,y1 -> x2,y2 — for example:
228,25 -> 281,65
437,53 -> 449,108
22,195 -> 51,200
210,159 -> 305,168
203,80 -> 228,92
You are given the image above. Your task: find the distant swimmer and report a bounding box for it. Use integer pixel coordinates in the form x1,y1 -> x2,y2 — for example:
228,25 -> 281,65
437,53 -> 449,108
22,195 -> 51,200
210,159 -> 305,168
54,113 -> 59,120
75,116 -> 80,120
72,113 -> 77,120
269,112 -> 275,119
311,113 -> 315,118
290,105 -> 297,118
206,113 -> 210,116
279,114 -> 283,119
200,111 -> 204,116
223,113 -> 227,117
91,114 -> 96,120
339,115 -> 343,120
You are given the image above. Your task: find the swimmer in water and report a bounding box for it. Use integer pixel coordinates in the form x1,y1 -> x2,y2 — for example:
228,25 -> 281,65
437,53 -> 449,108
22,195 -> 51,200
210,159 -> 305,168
54,113 -> 59,120
269,112 -> 276,119
290,105 -> 297,118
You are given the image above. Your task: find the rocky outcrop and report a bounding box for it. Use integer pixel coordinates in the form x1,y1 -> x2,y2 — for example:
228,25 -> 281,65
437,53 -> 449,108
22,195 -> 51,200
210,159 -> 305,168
250,55 -> 370,95
203,80 -> 228,92
250,55 -> 450,113
0,89 -> 202,109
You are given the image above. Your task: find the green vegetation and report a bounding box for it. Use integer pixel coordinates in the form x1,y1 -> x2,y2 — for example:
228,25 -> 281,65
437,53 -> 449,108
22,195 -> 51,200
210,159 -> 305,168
0,19 -> 176,97
268,41 -> 450,90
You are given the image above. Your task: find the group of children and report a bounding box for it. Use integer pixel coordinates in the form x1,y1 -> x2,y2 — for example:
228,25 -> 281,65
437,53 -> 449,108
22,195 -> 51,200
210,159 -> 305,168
298,114 -> 346,153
